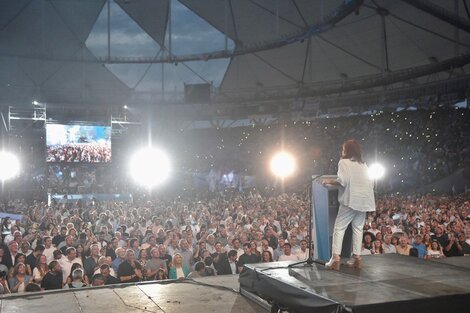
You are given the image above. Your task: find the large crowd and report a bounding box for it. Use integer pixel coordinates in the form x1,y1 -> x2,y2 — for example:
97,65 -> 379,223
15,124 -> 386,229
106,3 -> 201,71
46,144 -> 111,163
8,108 -> 470,199
0,188 -> 468,294
0,107 -> 469,294
168,108 -> 470,192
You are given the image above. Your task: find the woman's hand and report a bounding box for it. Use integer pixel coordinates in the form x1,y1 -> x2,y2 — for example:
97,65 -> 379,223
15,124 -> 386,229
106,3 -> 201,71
322,179 -> 339,186
134,268 -> 143,279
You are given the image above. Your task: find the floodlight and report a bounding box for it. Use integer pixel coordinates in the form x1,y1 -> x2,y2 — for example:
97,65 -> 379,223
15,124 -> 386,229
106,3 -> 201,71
368,163 -> 385,180
0,151 -> 20,181
130,147 -> 171,188
270,151 -> 296,178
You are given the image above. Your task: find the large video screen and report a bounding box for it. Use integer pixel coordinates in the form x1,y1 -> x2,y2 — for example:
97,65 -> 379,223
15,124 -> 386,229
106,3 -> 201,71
46,124 -> 111,163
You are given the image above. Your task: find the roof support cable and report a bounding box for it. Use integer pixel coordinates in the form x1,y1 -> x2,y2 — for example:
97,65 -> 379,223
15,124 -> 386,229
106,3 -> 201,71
463,0 -> 470,20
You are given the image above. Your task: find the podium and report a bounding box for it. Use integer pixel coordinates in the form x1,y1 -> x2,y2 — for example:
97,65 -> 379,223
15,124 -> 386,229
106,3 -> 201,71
311,176 -> 352,262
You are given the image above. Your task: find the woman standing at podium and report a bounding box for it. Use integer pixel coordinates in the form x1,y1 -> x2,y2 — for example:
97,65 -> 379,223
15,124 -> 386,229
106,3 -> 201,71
323,139 -> 376,270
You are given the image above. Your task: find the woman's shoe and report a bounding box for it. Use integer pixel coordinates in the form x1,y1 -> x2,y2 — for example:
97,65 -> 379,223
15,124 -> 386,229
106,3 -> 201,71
346,256 -> 362,269
325,256 -> 340,271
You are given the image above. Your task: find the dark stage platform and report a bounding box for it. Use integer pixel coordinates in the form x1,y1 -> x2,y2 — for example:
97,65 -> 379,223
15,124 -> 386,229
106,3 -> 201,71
239,254 -> 470,313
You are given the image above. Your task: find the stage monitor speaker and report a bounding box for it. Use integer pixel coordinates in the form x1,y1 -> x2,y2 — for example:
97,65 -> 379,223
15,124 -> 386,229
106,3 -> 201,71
184,83 -> 210,104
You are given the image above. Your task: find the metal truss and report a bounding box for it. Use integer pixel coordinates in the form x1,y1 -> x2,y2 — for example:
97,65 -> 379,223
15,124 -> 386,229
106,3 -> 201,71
0,0 -> 364,65
400,0 -> 470,33
160,72 -> 470,128
111,113 -> 141,137
8,103 -> 47,133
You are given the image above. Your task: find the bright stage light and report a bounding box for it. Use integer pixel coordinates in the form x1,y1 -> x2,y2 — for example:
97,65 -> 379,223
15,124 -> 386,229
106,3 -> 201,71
0,151 -> 20,181
368,163 -> 385,180
130,147 -> 171,188
270,151 -> 296,178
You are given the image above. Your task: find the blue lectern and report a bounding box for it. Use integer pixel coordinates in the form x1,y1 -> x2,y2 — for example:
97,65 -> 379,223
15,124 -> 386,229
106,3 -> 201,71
312,176 -> 352,262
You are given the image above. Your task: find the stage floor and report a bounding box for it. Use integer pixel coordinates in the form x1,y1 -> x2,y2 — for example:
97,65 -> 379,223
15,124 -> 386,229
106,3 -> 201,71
0,275 -> 267,313
240,254 -> 470,313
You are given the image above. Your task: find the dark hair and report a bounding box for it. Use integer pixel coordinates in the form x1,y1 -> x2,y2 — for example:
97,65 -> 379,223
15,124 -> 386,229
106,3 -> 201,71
25,282 -> 41,292
194,261 -> 205,271
204,256 -> 213,266
431,240 -> 441,249
228,250 -> 237,258
48,260 -> 59,270
130,238 -> 139,246
34,244 -> 45,252
66,247 -> 76,255
409,248 -> 419,257
156,269 -> 168,280
342,139 -> 364,163
14,253 -> 26,264
283,243 -> 292,248
68,263 -> 82,279
91,273 -> 105,283
243,243 -> 251,249
262,250 -> 273,262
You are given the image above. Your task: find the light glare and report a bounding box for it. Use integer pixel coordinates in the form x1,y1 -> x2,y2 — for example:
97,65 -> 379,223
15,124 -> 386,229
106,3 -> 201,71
130,148 -> 170,188
368,163 -> 385,180
270,152 -> 296,178
0,152 -> 20,181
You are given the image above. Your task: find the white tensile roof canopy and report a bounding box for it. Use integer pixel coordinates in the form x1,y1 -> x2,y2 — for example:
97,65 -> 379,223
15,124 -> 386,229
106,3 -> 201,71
0,0 -> 469,110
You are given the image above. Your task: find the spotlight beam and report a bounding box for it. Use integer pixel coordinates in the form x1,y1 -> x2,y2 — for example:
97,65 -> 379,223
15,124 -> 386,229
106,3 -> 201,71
368,163 -> 385,180
0,151 -> 20,181
130,147 -> 171,188
270,151 -> 296,179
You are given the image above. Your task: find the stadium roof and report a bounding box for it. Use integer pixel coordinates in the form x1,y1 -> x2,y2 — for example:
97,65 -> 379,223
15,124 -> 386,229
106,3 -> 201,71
0,0 -> 469,115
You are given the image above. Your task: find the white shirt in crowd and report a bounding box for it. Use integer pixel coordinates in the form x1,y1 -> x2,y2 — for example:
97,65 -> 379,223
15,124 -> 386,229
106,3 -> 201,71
389,225 -> 400,234
229,261 -> 237,274
296,249 -> 308,261
43,246 -> 57,264
257,246 -> 274,258
33,267 -> 45,282
4,234 -> 15,246
225,246 -> 244,259
278,254 -> 299,261
59,257 -> 83,283
368,228 -> 380,236
382,244 -> 396,254
361,248 -> 372,256
93,267 -> 116,277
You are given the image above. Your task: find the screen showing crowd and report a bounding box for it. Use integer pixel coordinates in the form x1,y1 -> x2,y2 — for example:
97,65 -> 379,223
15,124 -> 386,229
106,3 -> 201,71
46,124 -> 111,163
